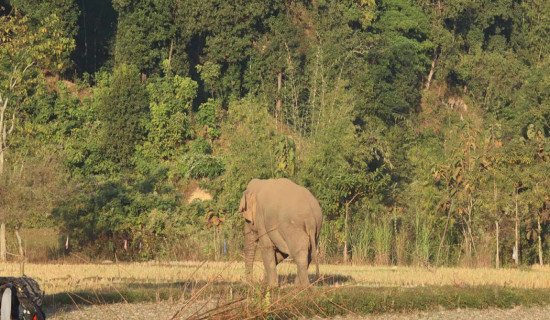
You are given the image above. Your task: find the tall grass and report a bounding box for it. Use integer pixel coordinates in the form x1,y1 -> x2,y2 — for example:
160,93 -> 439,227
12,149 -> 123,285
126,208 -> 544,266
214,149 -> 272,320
350,218 -> 373,264
373,218 -> 392,265
414,210 -> 433,266
318,222 -> 341,262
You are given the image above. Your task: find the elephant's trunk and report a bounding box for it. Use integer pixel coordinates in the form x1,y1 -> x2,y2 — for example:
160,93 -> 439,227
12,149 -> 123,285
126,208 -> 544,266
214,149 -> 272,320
244,223 -> 257,282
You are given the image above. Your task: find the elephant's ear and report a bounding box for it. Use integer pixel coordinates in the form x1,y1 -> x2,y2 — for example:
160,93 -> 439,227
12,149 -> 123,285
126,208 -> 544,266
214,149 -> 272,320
240,191 -> 257,224
238,192 -> 247,213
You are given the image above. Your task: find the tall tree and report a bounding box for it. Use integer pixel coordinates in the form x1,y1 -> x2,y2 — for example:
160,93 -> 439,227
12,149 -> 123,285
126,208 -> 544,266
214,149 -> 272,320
95,64 -> 149,169
113,0 -> 175,76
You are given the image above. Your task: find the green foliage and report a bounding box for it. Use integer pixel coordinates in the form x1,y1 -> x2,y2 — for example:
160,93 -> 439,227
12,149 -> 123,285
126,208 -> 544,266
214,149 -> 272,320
196,98 -> 221,140
211,98 -> 283,208
95,64 -> 149,169
53,171 -> 182,259
9,0 -> 78,72
190,137 -> 213,155
365,0 -> 431,122
275,136 -> 296,177
5,0 -> 550,266
196,61 -> 221,98
142,69 -> 197,160
112,0 -> 175,74
175,153 -> 225,180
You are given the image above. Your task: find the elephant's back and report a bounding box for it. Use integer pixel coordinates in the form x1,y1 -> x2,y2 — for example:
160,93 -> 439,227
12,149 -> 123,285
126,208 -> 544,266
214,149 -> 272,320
253,178 -> 321,215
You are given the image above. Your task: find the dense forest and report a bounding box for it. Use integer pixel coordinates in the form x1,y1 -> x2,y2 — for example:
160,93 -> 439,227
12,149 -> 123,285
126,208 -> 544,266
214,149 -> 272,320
1,0 -> 550,267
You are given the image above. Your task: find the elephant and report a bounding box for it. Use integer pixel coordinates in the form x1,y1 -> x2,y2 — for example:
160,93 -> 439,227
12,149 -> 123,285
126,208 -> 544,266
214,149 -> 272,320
238,178 -> 323,287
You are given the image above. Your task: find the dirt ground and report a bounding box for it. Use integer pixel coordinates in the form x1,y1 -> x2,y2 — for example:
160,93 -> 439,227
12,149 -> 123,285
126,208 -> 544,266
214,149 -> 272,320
330,305 -> 550,320
47,303 -> 550,319
47,301 -> 212,320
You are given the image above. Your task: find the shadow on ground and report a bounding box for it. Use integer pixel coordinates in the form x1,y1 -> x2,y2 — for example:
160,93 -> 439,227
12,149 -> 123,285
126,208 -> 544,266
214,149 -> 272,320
43,273 -> 354,309
43,279 -> 241,307
279,273 -> 354,286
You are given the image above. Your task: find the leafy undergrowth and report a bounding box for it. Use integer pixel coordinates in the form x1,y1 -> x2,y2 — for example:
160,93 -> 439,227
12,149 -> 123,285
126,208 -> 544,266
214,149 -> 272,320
44,282 -> 550,319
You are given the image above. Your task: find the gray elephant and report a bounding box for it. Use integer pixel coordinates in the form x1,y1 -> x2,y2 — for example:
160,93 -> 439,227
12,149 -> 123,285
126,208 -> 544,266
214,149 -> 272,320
238,178 -> 323,287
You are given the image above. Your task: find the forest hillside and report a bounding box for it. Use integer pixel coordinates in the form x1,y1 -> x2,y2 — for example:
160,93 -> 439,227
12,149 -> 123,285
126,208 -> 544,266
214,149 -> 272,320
1,0 -> 550,267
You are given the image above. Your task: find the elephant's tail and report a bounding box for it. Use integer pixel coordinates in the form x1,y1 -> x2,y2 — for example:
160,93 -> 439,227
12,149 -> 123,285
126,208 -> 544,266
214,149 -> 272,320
308,229 -> 319,280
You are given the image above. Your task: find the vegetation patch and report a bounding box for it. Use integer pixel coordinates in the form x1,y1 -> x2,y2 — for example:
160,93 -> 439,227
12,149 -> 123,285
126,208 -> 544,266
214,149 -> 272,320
42,284 -> 550,319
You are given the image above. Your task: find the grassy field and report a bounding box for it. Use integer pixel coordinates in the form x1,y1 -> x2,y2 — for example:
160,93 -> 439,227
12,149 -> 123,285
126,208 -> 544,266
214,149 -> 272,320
2,261 -> 550,295
3,261 -> 550,318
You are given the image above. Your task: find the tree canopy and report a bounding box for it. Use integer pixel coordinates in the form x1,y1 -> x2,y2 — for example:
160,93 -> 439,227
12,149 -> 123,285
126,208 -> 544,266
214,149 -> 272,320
1,0 -> 550,266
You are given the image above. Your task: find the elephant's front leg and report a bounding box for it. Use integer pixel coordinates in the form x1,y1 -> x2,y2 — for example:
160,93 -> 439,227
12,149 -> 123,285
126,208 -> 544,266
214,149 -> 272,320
259,235 -> 278,287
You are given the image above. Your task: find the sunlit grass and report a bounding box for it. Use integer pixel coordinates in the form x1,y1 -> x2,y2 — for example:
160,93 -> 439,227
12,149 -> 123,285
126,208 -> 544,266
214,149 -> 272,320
2,261 -> 550,296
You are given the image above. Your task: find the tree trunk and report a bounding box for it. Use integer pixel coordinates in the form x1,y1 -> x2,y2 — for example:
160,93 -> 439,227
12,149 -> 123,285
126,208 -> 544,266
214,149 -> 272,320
424,48 -> 438,91
276,71 -> 282,124
514,188 -> 519,266
0,95 -> 8,175
0,141 -> 3,174
0,97 -> 6,261
495,220 -> 499,269
343,201 -> 349,263
244,223 -> 257,282
15,225 -> 24,276
168,39 -> 174,70
0,222 -> 6,262
15,226 -> 23,257
494,176 -> 499,269
538,215 -> 543,266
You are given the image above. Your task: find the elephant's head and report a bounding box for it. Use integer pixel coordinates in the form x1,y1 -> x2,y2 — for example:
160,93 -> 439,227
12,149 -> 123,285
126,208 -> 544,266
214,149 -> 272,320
238,190 -> 257,225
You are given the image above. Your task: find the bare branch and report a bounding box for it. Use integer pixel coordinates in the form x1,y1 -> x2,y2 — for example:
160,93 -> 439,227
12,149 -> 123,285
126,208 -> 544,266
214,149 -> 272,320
21,61 -> 34,74
8,61 -> 33,91
8,112 -> 15,135
0,95 -> 7,112
346,191 -> 364,206
9,64 -> 19,90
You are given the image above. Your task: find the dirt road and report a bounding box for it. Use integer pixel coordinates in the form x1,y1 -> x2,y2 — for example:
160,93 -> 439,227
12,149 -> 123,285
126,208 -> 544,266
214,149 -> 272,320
332,305 -> 550,320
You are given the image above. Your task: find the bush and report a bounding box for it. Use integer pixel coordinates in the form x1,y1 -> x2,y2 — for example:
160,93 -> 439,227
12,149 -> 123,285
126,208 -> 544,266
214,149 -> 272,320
175,153 -> 225,180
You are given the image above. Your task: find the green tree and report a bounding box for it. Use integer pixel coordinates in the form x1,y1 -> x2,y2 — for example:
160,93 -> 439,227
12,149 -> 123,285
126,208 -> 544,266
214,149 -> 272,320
365,0 -> 431,123
10,0 -> 78,73
0,10 -> 60,261
212,98 -> 282,208
113,0 -> 175,76
95,64 -> 149,169
139,64 -> 197,162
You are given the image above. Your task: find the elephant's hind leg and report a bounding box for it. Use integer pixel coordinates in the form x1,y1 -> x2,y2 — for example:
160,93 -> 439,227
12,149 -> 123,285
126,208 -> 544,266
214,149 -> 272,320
292,250 -> 310,287
289,236 -> 310,287
259,236 -> 278,287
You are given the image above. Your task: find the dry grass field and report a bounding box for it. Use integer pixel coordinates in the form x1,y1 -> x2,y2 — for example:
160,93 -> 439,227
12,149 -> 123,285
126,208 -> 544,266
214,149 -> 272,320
3,261 -> 550,319
2,261 -> 550,295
